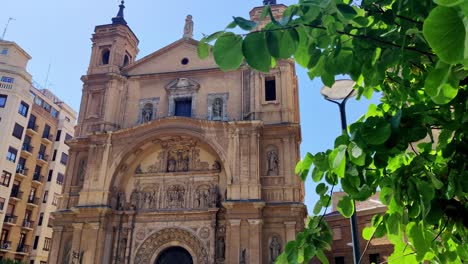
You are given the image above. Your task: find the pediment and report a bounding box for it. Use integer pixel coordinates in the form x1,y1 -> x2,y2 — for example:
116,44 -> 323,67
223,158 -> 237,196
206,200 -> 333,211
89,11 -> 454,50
166,77 -> 200,92
125,38 -> 219,75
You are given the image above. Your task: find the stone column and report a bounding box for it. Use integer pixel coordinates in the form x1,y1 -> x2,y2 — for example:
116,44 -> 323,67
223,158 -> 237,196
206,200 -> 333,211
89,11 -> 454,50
49,226 -> 64,263
227,219 -> 241,264
248,219 -> 263,264
82,222 -> 100,264
284,221 -> 297,242
71,223 -> 84,263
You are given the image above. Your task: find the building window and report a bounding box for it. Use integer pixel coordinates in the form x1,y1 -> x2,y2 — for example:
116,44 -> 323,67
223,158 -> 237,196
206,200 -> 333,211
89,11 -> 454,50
43,191 -> 48,203
265,76 -> 277,101
0,76 -> 14,84
18,101 -> 29,117
174,99 -> 192,117
55,130 -> 62,141
28,114 -> 37,130
47,170 -> 53,182
123,54 -> 130,66
42,124 -> 51,139
65,133 -> 73,141
52,193 -> 59,206
29,188 -> 37,203
52,150 -> 57,161
65,116 -> 71,122
34,96 -> 43,106
33,236 -> 39,250
60,153 -> 68,165
51,108 -> 59,118
0,171 -> 11,187
101,49 -> 110,65
43,102 -> 51,112
1,48 -> 8,55
43,237 -> 52,251
334,256 -> 345,264
369,254 -> 380,264
0,94 -> 7,108
6,147 -> 17,163
12,123 -> 24,140
38,213 -> 44,226
56,173 -> 64,186
0,197 -> 5,211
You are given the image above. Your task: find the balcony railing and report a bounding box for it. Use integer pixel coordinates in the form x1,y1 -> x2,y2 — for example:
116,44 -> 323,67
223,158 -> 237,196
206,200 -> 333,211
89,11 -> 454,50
27,197 -> 40,205
0,241 -> 12,251
16,166 -> 29,176
16,244 -> 30,254
41,134 -> 54,142
27,123 -> 38,131
37,153 -> 49,162
22,219 -> 34,229
32,174 -> 44,183
4,215 -> 17,224
10,189 -> 23,199
21,144 -> 33,153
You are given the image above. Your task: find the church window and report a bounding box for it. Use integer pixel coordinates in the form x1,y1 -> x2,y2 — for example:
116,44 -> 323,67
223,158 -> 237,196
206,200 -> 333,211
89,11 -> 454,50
123,55 -> 130,66
175,99 -> 192,117
101,49 -> 110,65
181,58 -> 189,65
265,76 -> 276,101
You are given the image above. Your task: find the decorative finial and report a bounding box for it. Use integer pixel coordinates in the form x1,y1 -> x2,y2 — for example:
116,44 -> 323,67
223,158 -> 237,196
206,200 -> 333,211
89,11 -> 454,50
263,0 -> 277,5
183,15 -> 194,39
112,0 -> 127,25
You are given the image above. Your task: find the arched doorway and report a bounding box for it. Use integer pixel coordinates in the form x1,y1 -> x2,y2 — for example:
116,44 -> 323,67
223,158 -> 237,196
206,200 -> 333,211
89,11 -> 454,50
155,246 -> 193,264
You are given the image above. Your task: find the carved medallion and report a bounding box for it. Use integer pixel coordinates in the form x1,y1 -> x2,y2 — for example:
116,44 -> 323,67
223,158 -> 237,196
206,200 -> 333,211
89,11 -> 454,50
198,227 -> 210,239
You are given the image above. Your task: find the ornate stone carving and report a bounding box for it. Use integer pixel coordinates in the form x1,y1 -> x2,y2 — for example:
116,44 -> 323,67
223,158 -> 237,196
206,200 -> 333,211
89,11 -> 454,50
134,228 -> 208,264
198,227 -> 210,239
269,235 -> 281,263
266,149 -> 279,176
135,228 -> 146,241
195,185 -> 219,209
77,159 -> 87,182
207,93 -> 229,121
167,185 -> 185,208
138,97 -> 159,124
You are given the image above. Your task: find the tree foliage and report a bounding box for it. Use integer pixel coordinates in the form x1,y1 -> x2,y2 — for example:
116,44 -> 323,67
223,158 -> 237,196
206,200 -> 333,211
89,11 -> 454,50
199,0 -> 468,263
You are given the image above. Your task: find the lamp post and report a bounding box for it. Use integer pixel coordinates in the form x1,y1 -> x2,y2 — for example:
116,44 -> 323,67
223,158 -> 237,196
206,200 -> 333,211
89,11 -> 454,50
320,79 -> 361,264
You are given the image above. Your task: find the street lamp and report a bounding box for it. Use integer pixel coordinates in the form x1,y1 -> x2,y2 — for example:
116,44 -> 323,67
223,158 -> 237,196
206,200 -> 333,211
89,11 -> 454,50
320,79 -> 361,264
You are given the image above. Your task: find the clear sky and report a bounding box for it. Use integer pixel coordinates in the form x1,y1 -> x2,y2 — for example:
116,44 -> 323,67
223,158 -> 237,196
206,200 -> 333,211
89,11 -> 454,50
2,0 -> 379,211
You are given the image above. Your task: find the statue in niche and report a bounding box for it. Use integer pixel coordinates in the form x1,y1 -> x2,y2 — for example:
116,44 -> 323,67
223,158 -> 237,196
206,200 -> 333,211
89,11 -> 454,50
240,248 -> 247,264
183,15 -> 194,38
267,150 -> 279,176
167,159 -> 176,172
167,185 -> 184,208
142,103 -> 153,122
209,186 -> 218,207
118,238 -> 127,263
110,187 -> 118,209
217,237 -> 226,260
117,191 -> 126,210
130,189 -> 140,210
270,236 -> 281,263
195,190 -> 201,208
212,98 -> 223,119
77,159 -> 86,182
177,150 -> 189,172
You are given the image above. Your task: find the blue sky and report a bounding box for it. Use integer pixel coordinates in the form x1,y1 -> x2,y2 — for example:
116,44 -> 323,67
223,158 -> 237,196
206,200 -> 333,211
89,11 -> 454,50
2,0 -> 379,211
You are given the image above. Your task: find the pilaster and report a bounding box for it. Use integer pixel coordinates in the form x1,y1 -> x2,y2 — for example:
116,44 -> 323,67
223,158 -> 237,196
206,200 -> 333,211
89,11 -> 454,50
248,219 -> 263,264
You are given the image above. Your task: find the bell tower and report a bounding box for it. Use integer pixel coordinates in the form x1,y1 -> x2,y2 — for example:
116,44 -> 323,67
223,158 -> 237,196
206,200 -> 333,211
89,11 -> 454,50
87,1 -> 139,75
77,1 -> 139,135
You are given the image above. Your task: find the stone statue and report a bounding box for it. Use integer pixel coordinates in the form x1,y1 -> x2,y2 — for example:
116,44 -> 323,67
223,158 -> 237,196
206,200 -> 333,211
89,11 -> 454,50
270,236 -> 281,263
142,104 -> 153,122
263,0 -> 277,5
240,248 -> 247,264
212,98 -> 223,119
195,190 -> 201,208
183,15 -> 194,38
267,150 -> 279,176
209,186 -> 218,207
130,189 -> 139,209
77,159 -> 86,181
117,191 -> 126,210
217,237 -> 226,259
167,159 -> 176,172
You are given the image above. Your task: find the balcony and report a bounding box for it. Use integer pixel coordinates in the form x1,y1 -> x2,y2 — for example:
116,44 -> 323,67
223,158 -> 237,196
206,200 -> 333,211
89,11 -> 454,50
9,189 -> 23,201
0,241 -> 12,252
15,166 -> 28,178
4,215 -> 17,225
21,219 -> 35,230
26,123 -> 39,135
37,153 -> 49,165
16,244 -> 30,255
41,134 -> 53,144
26,197 -> 40,207
21,144 -> 33,157
32,173 -> 44,185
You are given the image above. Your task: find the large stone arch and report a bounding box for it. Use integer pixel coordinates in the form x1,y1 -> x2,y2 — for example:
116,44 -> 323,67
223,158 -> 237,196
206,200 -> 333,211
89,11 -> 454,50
105,119 -> 233,193
134,228 -> 208,264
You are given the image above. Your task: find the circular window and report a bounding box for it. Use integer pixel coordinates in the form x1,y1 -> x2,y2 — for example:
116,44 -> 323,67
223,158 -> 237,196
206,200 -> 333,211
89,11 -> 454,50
181,58 -> 189,65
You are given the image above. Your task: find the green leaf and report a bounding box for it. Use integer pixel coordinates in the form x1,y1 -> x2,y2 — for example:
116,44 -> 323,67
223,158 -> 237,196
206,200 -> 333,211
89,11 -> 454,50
434,0 -> 465,7
313,200 -> 323,215
406,221 -> 434,261
266,28 -> 300,59
316,250 -> 329,264
380,187 -> 393,205
329,145 -> 347,178
336,4 -> 357,20
298,153 -> 314,181
425,63 -> 458,104
316,183 -> 328,195
423,6 -> 465,64
213,33 -> 243,71
242,32 -> 271,72
426,171 -> 444,189
197,38 -> 210,59
233,16 -> 258,31
337,195 -> 354,218
361,117 -> 392,145
348,141 -> 366,166
363,226 -> 375,240
204,31 -> 225,42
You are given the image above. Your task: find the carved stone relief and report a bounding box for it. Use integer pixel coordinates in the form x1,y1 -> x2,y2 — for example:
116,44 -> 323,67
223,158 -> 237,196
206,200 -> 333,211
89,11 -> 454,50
269,235 -> 282,263
265,145 -> 279,176
207,93 -> 229,121
167,185 -> 185,208
134,228 -> 208,264
198,227 -> 210,240
215,225 -> 226,263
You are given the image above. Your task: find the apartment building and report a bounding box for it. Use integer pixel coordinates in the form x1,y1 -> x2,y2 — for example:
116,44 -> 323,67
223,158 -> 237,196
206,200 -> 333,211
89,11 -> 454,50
0,40 -> 76,263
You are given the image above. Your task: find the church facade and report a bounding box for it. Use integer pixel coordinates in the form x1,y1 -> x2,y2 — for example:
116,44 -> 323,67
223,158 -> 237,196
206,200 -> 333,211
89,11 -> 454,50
49,2 -> 306,264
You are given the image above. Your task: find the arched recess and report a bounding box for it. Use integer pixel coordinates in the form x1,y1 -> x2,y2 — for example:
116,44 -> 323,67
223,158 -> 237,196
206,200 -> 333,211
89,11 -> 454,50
105,122 -> 233,198
134,228 -> 208,264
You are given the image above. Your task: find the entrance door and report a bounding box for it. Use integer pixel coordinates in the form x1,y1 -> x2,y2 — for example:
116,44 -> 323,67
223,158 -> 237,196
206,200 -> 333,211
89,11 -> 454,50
155,246 -> 193,264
